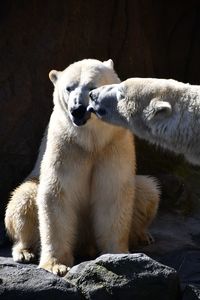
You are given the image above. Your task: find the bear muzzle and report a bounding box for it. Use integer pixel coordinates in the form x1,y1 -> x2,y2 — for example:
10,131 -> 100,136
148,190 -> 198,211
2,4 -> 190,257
87,105 -> 106,118
70,104 -> 91,126
88,90 -> 107,117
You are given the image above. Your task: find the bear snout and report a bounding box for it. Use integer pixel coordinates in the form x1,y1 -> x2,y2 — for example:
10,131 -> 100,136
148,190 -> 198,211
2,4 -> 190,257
71,104 -> 87,120
87,106 -> 95,113
87,105 -> 106,117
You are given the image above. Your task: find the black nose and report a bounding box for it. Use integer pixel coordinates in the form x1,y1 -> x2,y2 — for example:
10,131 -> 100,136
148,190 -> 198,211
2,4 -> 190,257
87,106 -> 95,113
71,105 -> 86,119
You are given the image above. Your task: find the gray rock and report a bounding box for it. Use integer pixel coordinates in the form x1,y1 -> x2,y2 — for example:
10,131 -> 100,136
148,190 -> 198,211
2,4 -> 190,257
0,257 -> 81,300
182,285 -> 200,300
66,253 -> 181,300
0,253 -> 181,300
158,249 -> 200,289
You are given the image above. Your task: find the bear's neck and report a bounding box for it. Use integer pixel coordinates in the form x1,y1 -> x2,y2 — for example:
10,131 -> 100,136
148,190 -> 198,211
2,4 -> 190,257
51,108 -> 122,153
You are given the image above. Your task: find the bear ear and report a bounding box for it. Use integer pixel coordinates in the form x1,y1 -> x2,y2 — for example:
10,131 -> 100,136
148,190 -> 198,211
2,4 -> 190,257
143,98 -> 172,121
49,70 -> 59,85
103,59 -> 114,69
117,87 -> 125,100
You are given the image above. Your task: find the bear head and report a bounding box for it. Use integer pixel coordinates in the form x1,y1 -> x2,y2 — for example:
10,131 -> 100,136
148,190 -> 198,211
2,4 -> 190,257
88,82 -> 129,128
49,59 -> 120,127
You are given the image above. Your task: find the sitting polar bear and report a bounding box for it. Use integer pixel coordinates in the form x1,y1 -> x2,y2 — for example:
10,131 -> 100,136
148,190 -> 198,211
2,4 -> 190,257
5,60 -> 160,276
89,78 -> 200,166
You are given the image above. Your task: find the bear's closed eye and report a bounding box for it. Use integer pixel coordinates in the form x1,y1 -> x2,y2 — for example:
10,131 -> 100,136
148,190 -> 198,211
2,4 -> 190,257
66,86 -> 73,92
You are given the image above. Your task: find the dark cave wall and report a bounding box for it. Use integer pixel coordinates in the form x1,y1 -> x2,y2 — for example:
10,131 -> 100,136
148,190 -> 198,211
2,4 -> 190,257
0,0 -> 200,219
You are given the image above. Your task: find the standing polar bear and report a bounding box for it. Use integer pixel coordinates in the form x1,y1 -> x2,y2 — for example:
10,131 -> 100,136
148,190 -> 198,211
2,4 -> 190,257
89,78 -> 200,166
5,60 -> 160,276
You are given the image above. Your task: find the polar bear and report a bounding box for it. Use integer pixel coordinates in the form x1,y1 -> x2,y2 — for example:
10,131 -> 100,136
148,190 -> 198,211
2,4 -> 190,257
5,60 -> 160,276
88,78 -> 200,166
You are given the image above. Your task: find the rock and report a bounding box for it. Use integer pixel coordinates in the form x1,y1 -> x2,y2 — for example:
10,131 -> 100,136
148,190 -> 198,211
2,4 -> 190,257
182,285 -> 200,300
158,249 -> 200,289
134,210 -> 200,259
66,253 -> 181,300
0,253 -> 181,300
0,257 -> 81,300
1,1 -> 200,298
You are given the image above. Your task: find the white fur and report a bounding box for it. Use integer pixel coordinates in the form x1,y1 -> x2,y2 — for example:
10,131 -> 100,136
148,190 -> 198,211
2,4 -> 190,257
5,61 -> 160,277
37,59 -> 136,275
89,78 -> 200,165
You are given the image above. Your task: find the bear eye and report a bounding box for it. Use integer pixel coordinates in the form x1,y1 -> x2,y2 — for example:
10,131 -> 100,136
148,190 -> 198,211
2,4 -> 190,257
66,86 -> 72,93
89,91 -> 96,101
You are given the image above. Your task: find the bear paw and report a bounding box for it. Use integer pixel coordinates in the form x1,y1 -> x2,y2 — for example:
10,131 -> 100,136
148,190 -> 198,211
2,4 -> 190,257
39,260 -> 70,277
13,248 -> 36,263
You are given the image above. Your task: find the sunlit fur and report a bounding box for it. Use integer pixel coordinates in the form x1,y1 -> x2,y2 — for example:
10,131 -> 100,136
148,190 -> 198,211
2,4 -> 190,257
90,78 -> 200,165
5,60 -> 160,276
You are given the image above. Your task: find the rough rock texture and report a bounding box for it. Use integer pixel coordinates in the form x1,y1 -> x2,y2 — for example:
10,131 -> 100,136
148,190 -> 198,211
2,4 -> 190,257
182,285 -> 200,300
1,0 -> 200,220
0,257 -> 81,300
66,253 -> 181,300
158,249 -> 200,289
0,254 -> 181,300
1,208 -> 200,299
1,1 -> 200,299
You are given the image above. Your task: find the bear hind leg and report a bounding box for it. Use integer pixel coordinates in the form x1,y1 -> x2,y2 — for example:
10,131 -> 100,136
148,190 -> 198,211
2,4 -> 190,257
5,178 -> 39,262
130,175 -> 160,249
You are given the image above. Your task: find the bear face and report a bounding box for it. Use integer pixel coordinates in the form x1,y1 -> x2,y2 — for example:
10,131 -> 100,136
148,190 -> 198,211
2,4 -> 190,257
89,77 -> 200,165
49,59 -> 120,127
88,79 -> 175,153
88,82 -> 129,128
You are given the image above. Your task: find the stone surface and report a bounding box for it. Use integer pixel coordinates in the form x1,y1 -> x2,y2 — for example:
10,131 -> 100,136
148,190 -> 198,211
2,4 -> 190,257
0,253 -> 181,300
182,285 -> 200,300
142,211 -> 200,256
66,253 -> 181,300
158,249 -> 200,289
1,1 -> 200,298
0,257 -> 81,300
1,236 -> 200,299
2,207 -> 200,299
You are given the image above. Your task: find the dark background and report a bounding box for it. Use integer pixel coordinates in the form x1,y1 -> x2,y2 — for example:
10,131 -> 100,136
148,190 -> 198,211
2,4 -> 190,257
1,0 -> 200,220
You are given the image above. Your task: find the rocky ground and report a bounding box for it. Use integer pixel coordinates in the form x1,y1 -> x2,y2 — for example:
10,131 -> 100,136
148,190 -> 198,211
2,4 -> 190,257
1,1 -> 200,299
1,206 -> 200,300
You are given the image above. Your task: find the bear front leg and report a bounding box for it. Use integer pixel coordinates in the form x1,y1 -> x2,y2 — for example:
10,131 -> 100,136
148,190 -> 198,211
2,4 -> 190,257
37,183 -> 76,276
91,170 -> 134,254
